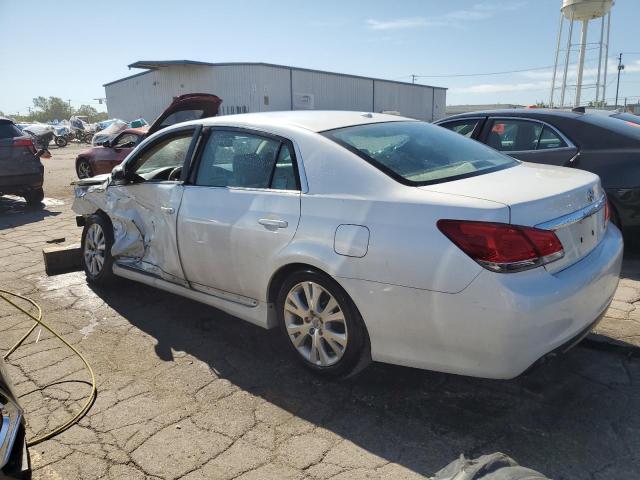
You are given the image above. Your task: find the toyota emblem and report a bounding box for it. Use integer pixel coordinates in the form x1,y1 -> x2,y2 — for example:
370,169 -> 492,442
587,188 -> 595,203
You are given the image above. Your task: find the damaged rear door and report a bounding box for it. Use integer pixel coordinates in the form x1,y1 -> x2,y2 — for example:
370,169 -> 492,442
106,126 -> 200,284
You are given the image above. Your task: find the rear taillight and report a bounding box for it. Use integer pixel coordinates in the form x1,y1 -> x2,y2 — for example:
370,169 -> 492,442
604,198 -> 610,224
437,220 -> 564,273
12,138 -> 36,154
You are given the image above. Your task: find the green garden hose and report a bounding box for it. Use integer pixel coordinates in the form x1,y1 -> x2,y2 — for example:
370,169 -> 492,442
0,288 -> 97,446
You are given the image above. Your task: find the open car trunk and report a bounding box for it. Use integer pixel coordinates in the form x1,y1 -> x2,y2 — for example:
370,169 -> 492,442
146,93 -> 222,137
421,162 -> 607,273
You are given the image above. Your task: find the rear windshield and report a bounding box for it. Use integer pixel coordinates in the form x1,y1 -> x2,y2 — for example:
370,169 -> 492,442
611,112 -> 640,126
0,122 -> 22,139
323,121 -> 517,185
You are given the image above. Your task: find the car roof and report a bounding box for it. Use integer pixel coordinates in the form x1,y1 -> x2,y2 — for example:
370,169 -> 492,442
441,108 -> 584,121
197,110 -> 413,132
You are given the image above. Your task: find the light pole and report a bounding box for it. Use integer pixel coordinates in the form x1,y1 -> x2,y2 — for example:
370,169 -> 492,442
615,53 -> 624,108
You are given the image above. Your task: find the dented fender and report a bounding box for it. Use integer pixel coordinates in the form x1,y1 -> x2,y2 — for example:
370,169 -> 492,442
73,179 -> 146,259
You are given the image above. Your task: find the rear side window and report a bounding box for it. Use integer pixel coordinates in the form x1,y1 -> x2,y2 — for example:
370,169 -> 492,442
195,130 -> 299,190
488,120 -> 542,151
324,121 -> 517,186
538,126 -> 567,150
0,122 -> 22,139
439,119 -> 480,138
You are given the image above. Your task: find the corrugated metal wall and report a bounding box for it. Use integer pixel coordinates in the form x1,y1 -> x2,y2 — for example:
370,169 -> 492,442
106,65 -> 216,122
374,80 -> 434,121
291,70 -> 373,111
212,65 -> 291,115
432,88 -> 447,121
106,64 -> 447,123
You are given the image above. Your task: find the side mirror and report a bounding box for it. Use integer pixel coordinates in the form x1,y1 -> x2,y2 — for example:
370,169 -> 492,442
111,166 -> 127,183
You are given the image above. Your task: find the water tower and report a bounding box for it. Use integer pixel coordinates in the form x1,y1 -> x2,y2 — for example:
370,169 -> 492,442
549,0 -> 614,108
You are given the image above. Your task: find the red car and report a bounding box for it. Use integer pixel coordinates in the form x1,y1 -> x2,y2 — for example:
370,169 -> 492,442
75,93 -> 222,178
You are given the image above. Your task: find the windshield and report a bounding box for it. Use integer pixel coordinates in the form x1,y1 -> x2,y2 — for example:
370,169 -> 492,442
324,121 -> 518,185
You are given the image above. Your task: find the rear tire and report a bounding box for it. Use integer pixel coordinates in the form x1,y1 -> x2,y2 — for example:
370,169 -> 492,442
76,159 -> 93,179
81,214 -> 115,286
24,188 -> 44,206
55,136 -> 67,147
276,269 -> 370,378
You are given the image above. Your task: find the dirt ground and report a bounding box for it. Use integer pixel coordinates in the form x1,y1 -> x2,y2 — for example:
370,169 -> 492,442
1,145 -> 640,479
42,143 -> 88,199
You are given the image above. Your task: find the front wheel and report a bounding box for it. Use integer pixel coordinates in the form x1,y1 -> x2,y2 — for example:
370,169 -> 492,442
81,214 -> 115,286
76,159 -> 93,179
55,136 -> 68,147
277,270 -> 370,378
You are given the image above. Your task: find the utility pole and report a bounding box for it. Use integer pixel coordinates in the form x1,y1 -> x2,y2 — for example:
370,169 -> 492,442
411,74 -> 417,84
615,53 -> 624,108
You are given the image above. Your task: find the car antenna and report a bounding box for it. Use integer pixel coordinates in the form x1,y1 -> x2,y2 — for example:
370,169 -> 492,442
572,106 -> 586,113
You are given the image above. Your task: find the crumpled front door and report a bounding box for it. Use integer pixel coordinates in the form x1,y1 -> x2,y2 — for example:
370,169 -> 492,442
106,182 -> 186,285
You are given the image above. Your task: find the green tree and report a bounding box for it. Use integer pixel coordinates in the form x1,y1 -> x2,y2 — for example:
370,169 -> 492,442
31,96 -> 74,122
74,104 -> 108,123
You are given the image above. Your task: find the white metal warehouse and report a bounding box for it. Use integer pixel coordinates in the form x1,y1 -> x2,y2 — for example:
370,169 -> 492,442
103,60 -> 447,123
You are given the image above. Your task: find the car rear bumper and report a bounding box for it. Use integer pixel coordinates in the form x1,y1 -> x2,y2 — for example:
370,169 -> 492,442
339,224 -> 624,379
0,174 -> 43,194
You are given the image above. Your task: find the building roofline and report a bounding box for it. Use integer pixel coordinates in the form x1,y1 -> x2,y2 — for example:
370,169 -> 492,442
104,60 -> 447,90
103,69 -> 153,87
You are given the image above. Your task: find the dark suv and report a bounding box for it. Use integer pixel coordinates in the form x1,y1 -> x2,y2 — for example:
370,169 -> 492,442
0,118 -> 44,205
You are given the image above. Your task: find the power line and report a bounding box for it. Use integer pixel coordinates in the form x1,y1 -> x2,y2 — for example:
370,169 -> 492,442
413,65 -> 555,78
409,55 -> 627,79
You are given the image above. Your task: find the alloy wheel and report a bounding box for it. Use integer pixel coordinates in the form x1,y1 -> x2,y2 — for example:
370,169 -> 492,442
78,161 -> 92,178
284,281 -> 348,366
84,223 -> 106,276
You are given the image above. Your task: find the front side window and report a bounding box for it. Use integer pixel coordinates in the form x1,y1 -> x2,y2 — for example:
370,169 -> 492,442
439,119 -> 480,138
324,121 -> 517,185
195,131 -> 288,188
132,133 -> 193,177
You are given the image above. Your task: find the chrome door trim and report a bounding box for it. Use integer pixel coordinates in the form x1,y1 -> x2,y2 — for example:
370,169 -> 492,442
536,195 -> 606,231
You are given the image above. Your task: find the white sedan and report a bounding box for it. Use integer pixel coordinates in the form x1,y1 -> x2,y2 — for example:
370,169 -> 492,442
73,111 -> 623,379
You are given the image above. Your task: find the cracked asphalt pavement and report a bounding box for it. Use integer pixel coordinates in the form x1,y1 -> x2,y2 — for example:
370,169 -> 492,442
1,144 -> 639,479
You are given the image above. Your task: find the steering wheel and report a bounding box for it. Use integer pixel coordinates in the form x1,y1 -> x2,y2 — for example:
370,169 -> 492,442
168,166 -> 182,181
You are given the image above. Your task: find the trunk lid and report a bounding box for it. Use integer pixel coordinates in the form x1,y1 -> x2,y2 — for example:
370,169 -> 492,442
421,162 -> 606,272
146,93 -> 222,136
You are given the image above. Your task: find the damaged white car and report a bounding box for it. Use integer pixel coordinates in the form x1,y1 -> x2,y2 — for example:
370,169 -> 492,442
73,111 -> 623,379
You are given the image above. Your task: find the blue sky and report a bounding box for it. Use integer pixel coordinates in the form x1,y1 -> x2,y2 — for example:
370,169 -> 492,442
1,0 -> 639,115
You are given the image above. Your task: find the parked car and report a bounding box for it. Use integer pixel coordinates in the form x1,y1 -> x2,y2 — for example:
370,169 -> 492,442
0,118 -> 45,205
0,358 -> 31,479
76,127 -> 149,178
76,93 -> 222,179
435,109 -> 640,238
72,111 -> 623,379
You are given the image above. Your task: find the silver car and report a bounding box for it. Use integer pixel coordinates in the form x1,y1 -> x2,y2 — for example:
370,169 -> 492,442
73,111 -> 622,379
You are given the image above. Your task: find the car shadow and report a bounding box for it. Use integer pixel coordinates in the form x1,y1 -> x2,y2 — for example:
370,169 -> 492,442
90,280 -> 640,478
0,196 -> 61,230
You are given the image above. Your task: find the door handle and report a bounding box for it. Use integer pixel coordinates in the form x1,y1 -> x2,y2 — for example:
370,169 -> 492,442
258,218 -> 288,229
160,206 -> 175,214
